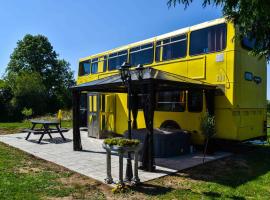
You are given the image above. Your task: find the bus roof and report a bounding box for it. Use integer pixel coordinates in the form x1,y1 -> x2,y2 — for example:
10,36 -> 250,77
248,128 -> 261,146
79,18 -> 226,62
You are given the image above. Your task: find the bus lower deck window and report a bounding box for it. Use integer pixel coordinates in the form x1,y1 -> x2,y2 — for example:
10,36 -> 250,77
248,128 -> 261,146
188,90 -> 203,112
156,91 -> 186,112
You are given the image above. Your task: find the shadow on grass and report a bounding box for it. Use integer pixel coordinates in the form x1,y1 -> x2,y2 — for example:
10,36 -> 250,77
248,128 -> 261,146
133,183 -> 246,199
132,183 -> 173,196
177,144 -> 270,188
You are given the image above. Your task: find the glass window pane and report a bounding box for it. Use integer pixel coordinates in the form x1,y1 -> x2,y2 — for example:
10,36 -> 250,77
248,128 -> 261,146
79,60 -> 90,76
108,50 -> 127,71
162,36 -> 187,61
190,23 -> 226,56
130,44 -> 153,66
188,90 -> 203,112
156,91 -> 185,112
103,56 -> 107,72
91,61 -> 98,74
155,46 -> 161,62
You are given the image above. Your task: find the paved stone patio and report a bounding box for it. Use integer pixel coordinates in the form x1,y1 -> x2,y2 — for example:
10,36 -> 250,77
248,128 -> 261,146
0,130 -> 230,185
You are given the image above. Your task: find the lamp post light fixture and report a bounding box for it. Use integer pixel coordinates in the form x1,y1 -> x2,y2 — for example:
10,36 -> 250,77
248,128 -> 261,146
119,62 -> 133,181
135,64 -> 144,80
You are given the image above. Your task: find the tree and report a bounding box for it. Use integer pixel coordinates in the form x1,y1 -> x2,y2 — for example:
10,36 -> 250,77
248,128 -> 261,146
0,79 -> 13,121
167,0 -> 270,60
267,100 -> 270,113
11,72 -> 47,117
5,34 -> 75,115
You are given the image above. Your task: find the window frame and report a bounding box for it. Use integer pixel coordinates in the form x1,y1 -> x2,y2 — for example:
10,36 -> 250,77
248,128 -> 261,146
129,42 -> 154,66
108,50 -> 128,71
187,90 -> 203,113
155,33 -> 187,62
189,23 -> 227,57
103,55 -> 108,72
156,91 -> 186,112
78,59 -> 91,76
91,57 -> 99,74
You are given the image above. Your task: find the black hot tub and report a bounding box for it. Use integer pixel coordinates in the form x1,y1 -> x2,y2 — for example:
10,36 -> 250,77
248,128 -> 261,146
124,128 -> 190,158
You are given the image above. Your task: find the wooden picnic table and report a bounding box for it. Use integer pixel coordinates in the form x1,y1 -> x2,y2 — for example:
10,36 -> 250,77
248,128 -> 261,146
25,120 -> 66,143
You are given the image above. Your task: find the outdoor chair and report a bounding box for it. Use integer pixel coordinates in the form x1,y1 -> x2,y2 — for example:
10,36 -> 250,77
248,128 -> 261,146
54,109 -> 69,133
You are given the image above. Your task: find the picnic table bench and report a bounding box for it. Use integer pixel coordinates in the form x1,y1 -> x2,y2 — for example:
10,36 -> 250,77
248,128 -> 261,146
25,120 -> 68,143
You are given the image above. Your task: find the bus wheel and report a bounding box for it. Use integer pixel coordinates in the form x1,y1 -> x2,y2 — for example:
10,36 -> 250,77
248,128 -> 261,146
160,120 -> 181,130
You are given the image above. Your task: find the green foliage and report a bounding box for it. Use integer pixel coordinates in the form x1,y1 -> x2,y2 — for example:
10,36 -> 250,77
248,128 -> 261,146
167,0 -> 270,60
267,100 -> 270,113
201,112 -> 216,139
10,71 -> 47,117
104,138 -> 140,147
111,183 -> 130,193
21,107 -> 33,118
3,34 -> 75,120
0,80 -> 13,121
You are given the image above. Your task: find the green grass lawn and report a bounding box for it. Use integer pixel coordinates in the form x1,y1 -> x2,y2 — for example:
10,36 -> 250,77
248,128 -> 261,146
0,120 -> 270,199
0,120 -> 72,135
0,143 -> 109,200
0,141 -> 269,200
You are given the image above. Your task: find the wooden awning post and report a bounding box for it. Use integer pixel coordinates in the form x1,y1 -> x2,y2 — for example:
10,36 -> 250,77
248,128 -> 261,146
72,89 -> 82,151
141,83 -> 156,171
131,93 -> 139,129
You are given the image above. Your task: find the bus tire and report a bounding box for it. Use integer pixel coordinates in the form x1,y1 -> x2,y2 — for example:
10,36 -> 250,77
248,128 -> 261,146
160,120 -> 181,130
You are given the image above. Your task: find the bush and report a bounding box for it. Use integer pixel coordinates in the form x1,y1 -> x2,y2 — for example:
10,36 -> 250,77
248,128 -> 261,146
201,113 -> 216,139
21,107 -> 33,119
201,112 -> 216,163
11,72 -> 47,117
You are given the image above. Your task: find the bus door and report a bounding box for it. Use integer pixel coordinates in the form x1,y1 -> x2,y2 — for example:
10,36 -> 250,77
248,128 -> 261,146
100,94 -> 115,134
87,93 -> 99,138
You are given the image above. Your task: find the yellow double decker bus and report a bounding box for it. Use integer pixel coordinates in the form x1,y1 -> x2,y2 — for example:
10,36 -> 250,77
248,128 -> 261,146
77,18 -> 267,144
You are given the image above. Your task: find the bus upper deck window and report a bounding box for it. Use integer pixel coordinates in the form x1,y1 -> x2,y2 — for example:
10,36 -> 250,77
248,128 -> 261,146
130,43 -> 154,66
79,60 -> 91,76
156,34 -> 187,62
163,34 -> 187,61
108,50 -> 128,71
103,56 -> 107,72
91,58 -> 98,74
190,23 -> 227,56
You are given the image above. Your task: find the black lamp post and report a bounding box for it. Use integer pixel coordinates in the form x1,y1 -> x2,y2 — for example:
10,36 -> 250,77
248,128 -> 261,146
119,62 -> 133,181
119,62 -> 145,181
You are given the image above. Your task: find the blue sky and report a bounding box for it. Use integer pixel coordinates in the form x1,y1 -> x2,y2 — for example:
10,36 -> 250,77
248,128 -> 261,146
0,0 -> 269,98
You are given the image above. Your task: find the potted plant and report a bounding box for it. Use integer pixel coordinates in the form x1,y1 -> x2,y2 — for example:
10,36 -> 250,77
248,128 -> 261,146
102,137 -> 141,186
201,112 -> 216,163
103,138 -> 140,151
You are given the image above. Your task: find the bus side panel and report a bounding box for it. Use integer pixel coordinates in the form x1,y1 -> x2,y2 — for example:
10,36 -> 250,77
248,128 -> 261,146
233,47 -> 267,140
115,94 -> 128,134
215,109 -> 239,140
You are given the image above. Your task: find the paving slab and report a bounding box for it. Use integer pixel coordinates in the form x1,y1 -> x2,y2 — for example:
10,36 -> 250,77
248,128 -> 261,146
0,130 -> 230,185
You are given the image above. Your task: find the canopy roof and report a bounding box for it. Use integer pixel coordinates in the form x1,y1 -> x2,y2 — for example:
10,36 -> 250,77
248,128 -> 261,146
72,68 -> 216,93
